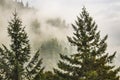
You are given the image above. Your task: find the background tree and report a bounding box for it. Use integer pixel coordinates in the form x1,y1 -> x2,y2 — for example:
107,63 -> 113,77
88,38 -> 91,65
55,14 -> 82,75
41,71 -> 64,80
54,7 -> 120,80
0,12 -> 44,80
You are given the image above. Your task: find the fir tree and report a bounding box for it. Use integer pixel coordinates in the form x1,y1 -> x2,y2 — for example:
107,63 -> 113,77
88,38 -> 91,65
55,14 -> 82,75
0,12 -> 44,80
54,7 -> 120,80
26,2 -> 29,8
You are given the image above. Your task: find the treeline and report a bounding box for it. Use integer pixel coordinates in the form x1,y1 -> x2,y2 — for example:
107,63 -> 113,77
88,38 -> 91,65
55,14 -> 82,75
0,7 -> 120,80
0,0 -> 32,10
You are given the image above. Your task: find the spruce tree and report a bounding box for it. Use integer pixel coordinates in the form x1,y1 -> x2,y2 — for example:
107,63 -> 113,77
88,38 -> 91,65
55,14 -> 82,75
54,7 -> 120,80
0,12 -> 44,80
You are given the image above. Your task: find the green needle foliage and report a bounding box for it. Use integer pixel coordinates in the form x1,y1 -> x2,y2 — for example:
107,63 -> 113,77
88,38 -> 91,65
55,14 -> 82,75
54,7 -> 120,80
0,12 -> 44,80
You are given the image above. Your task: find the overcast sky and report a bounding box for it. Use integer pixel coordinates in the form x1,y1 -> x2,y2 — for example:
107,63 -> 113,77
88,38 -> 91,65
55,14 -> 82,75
22,0 -> 120,65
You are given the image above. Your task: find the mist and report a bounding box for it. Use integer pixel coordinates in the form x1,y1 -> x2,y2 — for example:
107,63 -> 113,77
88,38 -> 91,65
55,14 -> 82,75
1,0 -> 120,71
0,0 -> 74,71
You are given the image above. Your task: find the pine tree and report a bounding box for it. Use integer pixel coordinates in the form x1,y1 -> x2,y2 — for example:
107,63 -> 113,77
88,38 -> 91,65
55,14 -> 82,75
54,7 -> 120,80
0,12 -> 44,80
26,2 -> 29,8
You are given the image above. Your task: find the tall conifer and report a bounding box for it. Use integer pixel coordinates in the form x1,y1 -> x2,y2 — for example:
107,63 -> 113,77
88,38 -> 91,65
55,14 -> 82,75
0,12 -> 44,80
54,7 -> 120,80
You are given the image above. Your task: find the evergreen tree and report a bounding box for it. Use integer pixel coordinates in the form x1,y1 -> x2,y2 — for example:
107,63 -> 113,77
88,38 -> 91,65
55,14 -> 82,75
0,12 -> 44,80
42,71 -> 65,80
26,2 -> 29,8
54,7 -> 120,80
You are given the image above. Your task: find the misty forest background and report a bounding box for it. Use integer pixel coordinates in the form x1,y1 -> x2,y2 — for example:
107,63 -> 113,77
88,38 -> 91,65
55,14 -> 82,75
0,0 -> 120,80
0,0 -> 73,71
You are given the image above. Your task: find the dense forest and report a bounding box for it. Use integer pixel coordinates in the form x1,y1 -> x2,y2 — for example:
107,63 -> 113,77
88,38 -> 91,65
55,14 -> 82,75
0,0 -> 120,80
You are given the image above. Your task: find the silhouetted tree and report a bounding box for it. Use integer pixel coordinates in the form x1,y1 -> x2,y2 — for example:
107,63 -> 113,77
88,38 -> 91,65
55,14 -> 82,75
54,7 -> 120,80
31,19 -> 41,34
0,12 -> 44,80
41,38 -> 63,55
26,2 -> 29,8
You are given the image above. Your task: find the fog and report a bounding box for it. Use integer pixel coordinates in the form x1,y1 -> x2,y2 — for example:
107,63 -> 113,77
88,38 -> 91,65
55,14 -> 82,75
0,0 -> 74,71
1,0 -> 120,71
